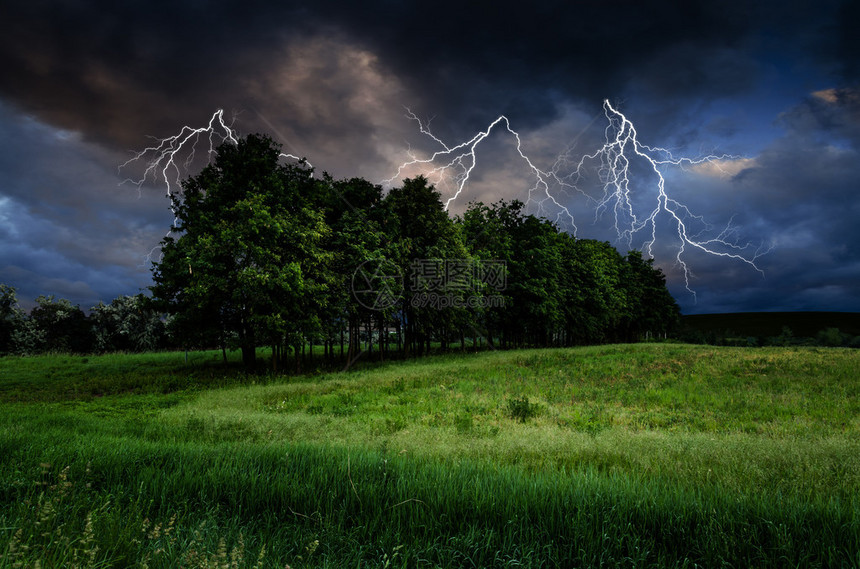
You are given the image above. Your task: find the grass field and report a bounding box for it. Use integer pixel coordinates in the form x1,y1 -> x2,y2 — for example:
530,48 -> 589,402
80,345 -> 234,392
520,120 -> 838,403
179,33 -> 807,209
1,344 -> 858,567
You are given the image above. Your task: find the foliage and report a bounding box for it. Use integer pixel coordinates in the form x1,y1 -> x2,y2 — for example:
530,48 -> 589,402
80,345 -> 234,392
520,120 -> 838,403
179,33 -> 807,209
0,288 -> 171,357
457,200 -> 680,347
0,284 -> 24,355
150,134 -> 331,367
623,250 -> 681,337
3,136 -> 682,360
506,395 -> 536,423
321,176 -> 396,364
385,176 -> 470,355
142,136 -> 683,367
90,294 -> 167,353
23,295 -> 94,354
817,326 -> 848,347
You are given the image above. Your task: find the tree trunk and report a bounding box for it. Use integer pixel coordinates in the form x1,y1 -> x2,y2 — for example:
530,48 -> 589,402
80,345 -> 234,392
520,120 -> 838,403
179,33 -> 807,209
379,316 -> 385,362
241,344 -> 255,368
396,314 -> 402,355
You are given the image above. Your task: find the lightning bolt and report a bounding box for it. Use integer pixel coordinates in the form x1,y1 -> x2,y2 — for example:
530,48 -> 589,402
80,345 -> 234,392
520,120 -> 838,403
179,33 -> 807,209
123,101 -> 769,300
120,109 -> 310,199
382,111 -> 581,229
120,110 -> 310,262
388,99 -> 770,300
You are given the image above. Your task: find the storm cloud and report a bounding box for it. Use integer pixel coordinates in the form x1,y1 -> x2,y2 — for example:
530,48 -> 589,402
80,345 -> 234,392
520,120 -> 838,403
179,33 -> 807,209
1,0 -> 858,313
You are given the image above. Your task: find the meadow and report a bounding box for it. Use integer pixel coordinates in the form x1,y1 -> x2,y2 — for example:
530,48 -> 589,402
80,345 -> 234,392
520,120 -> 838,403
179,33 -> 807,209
0,344 -> 858,567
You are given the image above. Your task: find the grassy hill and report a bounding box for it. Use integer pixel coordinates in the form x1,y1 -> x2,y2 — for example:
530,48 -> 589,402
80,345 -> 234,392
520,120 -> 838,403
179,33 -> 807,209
1,344 -> 858,567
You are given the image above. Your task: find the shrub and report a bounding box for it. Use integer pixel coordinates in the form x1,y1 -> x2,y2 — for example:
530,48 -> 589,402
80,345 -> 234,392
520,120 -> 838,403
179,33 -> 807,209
817,327 -> 846,347
507,395 -> 536,423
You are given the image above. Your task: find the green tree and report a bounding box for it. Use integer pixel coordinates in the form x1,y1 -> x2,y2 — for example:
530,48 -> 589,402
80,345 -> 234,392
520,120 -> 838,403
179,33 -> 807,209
0,284 -> 25,355
568,240 -> 628,343
622,251 -> 680,340
324,177 -> 398,364
151,134 -> 330,368
26,295 -> 94,353
383,177 -> 469,355
506,213 -> 564,347
457,201 -> 516,348
460,200 -> 565,348
90,294 -> 167,353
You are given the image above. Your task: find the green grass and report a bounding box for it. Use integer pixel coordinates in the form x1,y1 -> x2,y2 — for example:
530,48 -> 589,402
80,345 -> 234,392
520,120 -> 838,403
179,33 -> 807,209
0,350 -> 256,402
1,344 -> 858,567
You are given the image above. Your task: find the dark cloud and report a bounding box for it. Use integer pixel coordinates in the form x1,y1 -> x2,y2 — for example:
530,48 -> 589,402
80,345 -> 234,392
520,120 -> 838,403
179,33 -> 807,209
777,87 -> 860,144
668,90 -> 860,313
0,0 -> 858,313
834,1 -> 860,82
1,0 -> 844,144
0,101 -> 168,310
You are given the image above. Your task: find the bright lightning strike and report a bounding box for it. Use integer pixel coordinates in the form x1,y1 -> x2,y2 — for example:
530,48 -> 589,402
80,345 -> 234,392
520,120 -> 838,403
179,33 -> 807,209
123,102 -> 769,300
121,109 -> 237,199
387,99 -> 770,300
382,111 -> 581,229
120,110 -> 310,262
120,109 -> 309,199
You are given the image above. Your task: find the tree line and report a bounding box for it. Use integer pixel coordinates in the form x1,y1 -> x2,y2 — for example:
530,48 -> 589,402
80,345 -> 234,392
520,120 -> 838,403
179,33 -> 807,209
151,133 -> 680,368
0,288 -> 167,355
1,133 -> 681,364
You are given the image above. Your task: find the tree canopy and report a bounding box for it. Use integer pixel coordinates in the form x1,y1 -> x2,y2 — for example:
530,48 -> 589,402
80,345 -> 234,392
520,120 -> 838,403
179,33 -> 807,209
147,134 -> 680,368
0,286 -> 167,356
0,133 -> 683,362
151,134 -> 331,367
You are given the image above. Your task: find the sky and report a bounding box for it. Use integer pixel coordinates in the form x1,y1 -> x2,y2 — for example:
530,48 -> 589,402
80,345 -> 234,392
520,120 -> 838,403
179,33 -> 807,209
1,0 -> 859,315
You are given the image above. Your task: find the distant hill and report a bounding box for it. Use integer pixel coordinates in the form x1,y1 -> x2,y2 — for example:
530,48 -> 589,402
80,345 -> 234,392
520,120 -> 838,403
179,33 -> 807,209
680,312 -> 860,339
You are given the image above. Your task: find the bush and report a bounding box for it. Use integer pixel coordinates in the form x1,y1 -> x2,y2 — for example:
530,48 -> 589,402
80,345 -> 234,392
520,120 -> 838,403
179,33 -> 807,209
507,395 -> 537,423
817,327 -> 846,347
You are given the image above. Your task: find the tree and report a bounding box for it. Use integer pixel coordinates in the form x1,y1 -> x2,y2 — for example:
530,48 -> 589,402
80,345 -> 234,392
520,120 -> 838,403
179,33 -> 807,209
565,239 -> 628,343
383,177 -> 469,355
26,295 -> 94,353
0,284 -> 25,355
324,177 -> 397,364
622,251 -> 680,340
459,200 -> 567,348
151,134 -> 331,368
145,139 -> 683,366
505,213 -> 564,347
458,201 -> 516,348
90,294 -> 167,352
